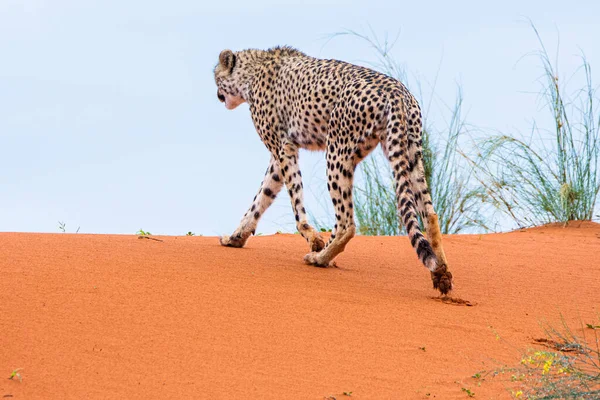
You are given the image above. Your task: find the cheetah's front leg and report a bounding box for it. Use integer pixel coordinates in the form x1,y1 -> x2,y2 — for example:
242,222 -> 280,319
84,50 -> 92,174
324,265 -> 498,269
277,142 -> 325,252
220,156 -> 283,248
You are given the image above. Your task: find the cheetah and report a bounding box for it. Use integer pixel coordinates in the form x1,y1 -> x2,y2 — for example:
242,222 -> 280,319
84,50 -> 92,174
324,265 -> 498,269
213,46 -> 453,295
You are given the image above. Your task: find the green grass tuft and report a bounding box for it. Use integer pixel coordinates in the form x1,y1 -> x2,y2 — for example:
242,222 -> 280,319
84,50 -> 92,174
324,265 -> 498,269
468,24 -> 600,228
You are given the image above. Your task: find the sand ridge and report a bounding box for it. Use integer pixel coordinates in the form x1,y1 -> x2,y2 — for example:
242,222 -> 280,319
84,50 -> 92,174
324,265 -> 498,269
1,223 -> 599,399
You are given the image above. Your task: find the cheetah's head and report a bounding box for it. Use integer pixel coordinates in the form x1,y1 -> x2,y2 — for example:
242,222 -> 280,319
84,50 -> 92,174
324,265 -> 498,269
214,49 -> 247,110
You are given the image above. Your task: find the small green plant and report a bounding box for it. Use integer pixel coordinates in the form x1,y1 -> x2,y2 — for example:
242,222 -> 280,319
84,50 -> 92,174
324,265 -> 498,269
8,368 -> 23,382
515,317 -> 600,399
461,387 -> 475,397
586,323 -> 600,330
186,231 -> 195,236
419,346 -> 427,352
137,229 -> 164,242
58,221 -> 80,233
479,316 -> 600,399
343,391 -> 353,397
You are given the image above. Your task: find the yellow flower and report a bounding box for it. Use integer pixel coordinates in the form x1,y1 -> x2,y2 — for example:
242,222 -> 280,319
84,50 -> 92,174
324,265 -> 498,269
515,391 -> 523,398
542,358 -> 553,375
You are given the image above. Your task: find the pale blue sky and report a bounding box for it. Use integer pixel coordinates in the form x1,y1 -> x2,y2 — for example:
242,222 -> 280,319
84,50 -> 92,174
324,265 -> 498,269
1,0 -> 598,235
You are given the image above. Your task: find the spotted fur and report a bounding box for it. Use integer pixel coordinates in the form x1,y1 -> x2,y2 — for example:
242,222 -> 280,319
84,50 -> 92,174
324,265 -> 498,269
214,46 -> 453,294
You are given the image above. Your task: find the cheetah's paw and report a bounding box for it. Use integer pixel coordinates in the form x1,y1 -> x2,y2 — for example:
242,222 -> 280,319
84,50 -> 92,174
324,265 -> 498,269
310,235 -> 325,252
303,252 -> 336,268
219,234 -> 246,248
431,264 -> 453,295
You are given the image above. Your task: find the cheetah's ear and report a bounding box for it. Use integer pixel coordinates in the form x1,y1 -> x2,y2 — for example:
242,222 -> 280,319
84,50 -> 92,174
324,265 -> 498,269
219,50 -> 236,73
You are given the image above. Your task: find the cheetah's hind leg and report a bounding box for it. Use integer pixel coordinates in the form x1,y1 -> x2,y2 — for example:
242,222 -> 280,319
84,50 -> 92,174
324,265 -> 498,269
426,213 -> 453,295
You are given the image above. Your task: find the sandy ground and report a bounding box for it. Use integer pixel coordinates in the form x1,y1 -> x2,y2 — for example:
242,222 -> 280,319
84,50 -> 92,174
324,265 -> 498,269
1,222 -> 599,399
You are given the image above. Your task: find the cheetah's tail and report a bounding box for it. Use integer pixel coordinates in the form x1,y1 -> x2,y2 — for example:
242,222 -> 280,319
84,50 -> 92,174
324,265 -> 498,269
386,100 -> 438,273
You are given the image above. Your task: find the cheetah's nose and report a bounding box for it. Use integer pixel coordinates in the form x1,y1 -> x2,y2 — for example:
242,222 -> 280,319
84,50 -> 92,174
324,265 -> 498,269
217,90 -> 226,103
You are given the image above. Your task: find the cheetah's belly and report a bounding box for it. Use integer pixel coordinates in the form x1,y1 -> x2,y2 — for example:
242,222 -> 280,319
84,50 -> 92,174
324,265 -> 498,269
287,116 -> 329,151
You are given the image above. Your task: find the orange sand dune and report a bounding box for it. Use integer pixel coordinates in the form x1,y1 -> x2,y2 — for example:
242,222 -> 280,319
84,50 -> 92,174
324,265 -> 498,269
1,223 -> 599,399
